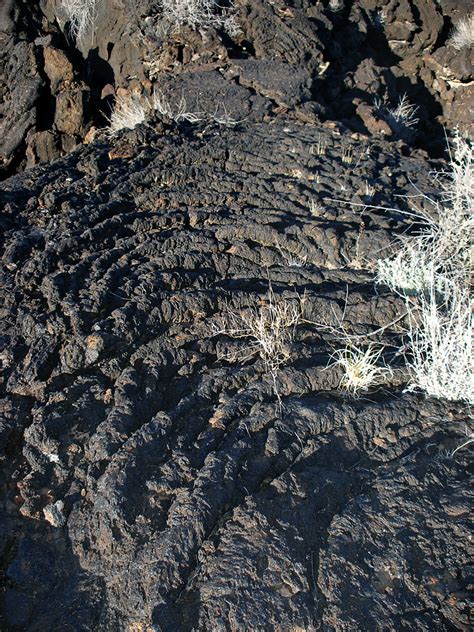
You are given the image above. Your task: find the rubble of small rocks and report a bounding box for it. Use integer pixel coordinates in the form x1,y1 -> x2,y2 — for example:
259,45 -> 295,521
1,0 -> 473,177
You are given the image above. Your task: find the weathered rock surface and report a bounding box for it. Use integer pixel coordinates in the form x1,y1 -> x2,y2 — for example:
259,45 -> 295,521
0,0 -> 472,629
0,116 -> 471,630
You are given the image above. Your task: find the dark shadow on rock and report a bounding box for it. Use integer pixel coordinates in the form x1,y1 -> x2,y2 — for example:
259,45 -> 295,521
313,3 -> 446,155
85,48 -> 116,126
1,516 -> 105,631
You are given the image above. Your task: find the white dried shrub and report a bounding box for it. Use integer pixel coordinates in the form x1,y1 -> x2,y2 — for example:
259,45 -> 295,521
450,13 -> 474,50
377,133 -> 473,293
152,89 -> 243,126
58,0 -> 98,43
376,240 -> 436,294
157,0 -> 241,36
328,0 -> 343,11
376,133 -> 473,405
405,283 -> 473,404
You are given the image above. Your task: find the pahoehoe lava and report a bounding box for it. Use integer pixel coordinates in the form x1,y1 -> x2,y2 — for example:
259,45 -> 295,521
0,1 -> 472,631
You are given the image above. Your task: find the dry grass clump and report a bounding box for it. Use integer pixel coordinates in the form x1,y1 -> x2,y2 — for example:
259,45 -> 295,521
153,90 -> 242,125
374,94 -> 419,139
107,88 -> 239,133
157,0 -> 241,36
215,285 -> 304,408
330,342 -> 392,396
387,94 -> 419,130
107,95 -> 149,134
450,13 -> 474,50
308,295 -> 398,396
58,0 -> 98,43
152,90 -> 202,123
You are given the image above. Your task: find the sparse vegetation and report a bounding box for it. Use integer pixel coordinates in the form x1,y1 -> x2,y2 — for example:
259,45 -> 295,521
157,0 -> 241,36
377,133 -> 473,292
306,296 -> 398,396
106,88 -> 241,133
450,13 -> 474,50
376,133 -> 473,404
215,285 -> 304,408
311,134 -> 328,156
152,89 -> 241,125
342,145 -> 354,164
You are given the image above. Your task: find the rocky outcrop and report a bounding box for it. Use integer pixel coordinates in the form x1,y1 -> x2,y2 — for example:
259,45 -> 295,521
0,20 -> 44,174
1,116 -> 471,630
0,1 -> 472,629
1,0 -> 473,178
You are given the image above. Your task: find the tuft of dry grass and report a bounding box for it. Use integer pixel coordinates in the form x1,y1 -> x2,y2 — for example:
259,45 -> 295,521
329,342 -> 392,396
450,13 -> 474,50
374,93 -> 419,139
107,95 -> 149,134
387,94 -> 419,129
152,90 -> 203,123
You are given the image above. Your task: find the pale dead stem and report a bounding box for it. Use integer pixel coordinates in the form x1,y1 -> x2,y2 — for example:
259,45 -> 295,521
214,283 -> 306,413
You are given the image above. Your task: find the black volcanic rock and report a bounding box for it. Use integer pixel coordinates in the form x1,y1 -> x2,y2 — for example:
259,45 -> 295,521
1,0 -> 473,177
0,117 -> 471,630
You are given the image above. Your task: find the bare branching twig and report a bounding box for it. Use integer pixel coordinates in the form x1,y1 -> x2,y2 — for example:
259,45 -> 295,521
215,285 -> 305,410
